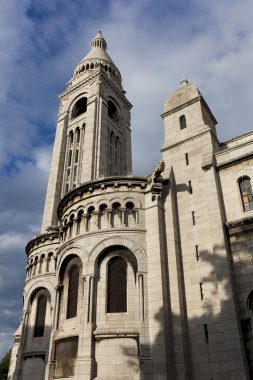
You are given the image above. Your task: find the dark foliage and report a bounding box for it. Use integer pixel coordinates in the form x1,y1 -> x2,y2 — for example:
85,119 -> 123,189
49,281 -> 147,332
0,350 -> 11,380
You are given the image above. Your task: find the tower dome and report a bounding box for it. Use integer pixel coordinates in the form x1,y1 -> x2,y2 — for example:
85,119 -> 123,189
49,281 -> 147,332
73,31 -> 122,84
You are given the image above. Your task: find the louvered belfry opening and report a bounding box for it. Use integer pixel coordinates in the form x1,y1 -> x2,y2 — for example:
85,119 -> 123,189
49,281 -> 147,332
107,256 -> 127,313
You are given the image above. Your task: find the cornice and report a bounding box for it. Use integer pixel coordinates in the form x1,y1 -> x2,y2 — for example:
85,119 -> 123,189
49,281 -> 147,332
59,70 -> 132,109
225,216 -> 253,228
57,176 -> 148,219
26,232 -> 59,256
216,152 -> 253,170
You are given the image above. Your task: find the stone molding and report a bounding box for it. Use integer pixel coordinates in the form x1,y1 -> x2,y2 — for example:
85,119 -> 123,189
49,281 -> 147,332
93,327 -> 139,339
59,70 -> 132,109
216,151 -> 253,170
57,176 -> 147,218
26,232 -> 59,256
226,216 -> 253,228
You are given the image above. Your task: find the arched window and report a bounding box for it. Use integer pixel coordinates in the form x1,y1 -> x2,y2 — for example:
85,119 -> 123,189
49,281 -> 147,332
34,295 -> 47,337
67,266 -> 79,319
180,115 -> 187,130
72,97 -> 87,119
239,177 -> 253,211
107,257 -> 127,313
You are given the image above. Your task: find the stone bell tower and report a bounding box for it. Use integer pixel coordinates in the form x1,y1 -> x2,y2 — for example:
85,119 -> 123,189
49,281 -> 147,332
41,31 -> 132,232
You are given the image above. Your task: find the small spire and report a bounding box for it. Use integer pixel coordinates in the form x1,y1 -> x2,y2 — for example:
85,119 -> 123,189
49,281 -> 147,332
91,31 -> 107,50
180,78 -> 189,86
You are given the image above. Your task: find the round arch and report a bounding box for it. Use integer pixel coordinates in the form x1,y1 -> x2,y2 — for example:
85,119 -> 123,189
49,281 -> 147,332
87,236 -> 147,274
24,280 -> 55,311
107,96 -> 121,113
56,244 -> 88,276
61,92 -> 89,114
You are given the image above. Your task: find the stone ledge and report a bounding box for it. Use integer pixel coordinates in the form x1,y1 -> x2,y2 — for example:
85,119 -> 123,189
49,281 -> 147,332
94,327 -> 139,339
57,176 -> 148,218
22,348 -> 46,359
26,232 -> 59,256
226,216 -> 253,228
216,152 -> 253,170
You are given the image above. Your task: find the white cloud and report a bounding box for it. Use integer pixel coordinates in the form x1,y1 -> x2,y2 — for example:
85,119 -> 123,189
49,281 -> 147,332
0,233 -> 28,253
34,145 -> 53,173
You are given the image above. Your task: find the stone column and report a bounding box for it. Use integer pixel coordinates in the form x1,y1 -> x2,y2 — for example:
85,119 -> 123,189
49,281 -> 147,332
138,273 -> 144,322
88,275 -> 95,323
45,285 -> 63,380
53,285 -> 62,329
75,275 -> 96,380
12,311 -> 30,380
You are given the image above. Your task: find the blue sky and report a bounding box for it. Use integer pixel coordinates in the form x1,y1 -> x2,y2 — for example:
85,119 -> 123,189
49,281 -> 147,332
0,0 -> 253,358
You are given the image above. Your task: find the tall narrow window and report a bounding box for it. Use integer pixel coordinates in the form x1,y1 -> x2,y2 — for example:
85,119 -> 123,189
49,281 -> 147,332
203,324 -> 209,344
247,291 -> 253,311
75,150 -> 79,163
192,211 -> 196,225
34,295 -> 47,337
185,153 -> 189,166
239,177 -> 253,211
67,266 -> 79,319
109,131 -> 115,175
69,131 -> 74,145
199,282 -> 204,300
68,150 -> 72,166
180,115 -> 187,129
107,257 -> 127,313
76,127 -> 80,144
188,180 -> 192,194
115,136 -> 119,175
195,245 -> 199,261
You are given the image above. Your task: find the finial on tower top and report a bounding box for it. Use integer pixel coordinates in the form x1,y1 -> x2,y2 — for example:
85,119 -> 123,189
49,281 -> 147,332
180,78 -> 189,86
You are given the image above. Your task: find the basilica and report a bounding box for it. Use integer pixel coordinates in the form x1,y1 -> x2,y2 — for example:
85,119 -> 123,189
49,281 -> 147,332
8,32 -> 253,380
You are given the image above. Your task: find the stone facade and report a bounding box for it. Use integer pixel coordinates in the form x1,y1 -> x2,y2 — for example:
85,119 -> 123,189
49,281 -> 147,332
8,32 -> 253,380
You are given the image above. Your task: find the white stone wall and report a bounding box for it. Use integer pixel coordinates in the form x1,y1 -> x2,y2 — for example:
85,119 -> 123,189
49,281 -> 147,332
161,82 -> 249,379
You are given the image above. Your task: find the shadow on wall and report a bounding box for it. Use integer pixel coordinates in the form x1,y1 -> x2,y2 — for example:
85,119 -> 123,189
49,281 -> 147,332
8,324 -> 52,380
121,242 -> 252,380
